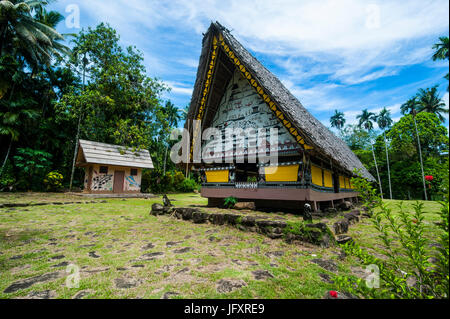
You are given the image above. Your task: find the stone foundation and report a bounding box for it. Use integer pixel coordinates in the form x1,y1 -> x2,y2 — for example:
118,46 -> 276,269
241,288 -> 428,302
150,205 -> 335,247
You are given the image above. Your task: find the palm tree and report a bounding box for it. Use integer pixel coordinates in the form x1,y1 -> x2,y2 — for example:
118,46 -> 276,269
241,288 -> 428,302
377,107 -> 393,199
162,100 -> 182,175
34,6 -> 64,28
400,97 -> 419,115
401,97 -> 428,200
416,86 -> 448,123
330,110 -> 346,130
0,0 -> 69,68
357,109 -> 383,199
432,36 -> 449,91
432,36 -> 449,61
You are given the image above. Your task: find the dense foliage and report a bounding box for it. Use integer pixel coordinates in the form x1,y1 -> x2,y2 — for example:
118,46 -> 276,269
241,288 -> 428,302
337,88 -> 448,201
0,2 -> 186,191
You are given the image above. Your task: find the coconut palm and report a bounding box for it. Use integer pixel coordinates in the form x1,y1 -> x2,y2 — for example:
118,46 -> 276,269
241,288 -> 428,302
377,107 -> 393,199
34,6 -> 64,28
401,97 -> 428,200
0,0 -> 69,68
416,86 -> 448,123
357,109 -> 383,199
357,109 -> 376,131
432,36 -> 449,91
401,97 -> 419,115
330,110 -> 346,130
432,36 -> 449,61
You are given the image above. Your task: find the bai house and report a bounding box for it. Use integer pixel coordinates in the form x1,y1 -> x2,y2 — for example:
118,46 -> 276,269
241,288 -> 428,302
76,139 -> 153,194
183,22 -> 374,211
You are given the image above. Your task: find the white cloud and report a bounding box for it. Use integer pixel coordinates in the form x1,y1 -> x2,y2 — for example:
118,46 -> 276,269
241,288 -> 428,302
56,0 -> 448,84
51,0 -> 448,127
166,81 -> 193,96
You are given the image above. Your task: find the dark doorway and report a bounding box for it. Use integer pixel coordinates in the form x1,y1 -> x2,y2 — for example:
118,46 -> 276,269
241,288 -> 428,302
113,170 -> 125,193
333,173 -> 339,193
235,163 -> 258,182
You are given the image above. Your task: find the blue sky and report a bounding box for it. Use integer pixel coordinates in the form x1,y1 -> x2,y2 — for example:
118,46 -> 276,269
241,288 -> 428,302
49,0 -> 449,130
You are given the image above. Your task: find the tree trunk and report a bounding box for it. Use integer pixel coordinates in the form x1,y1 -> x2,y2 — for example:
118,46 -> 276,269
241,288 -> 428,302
0,137 -> 12,178
371,143 -> 383,199
163,144 -> 168,176
413,116 -> 428,200
69,115 -> 81,191
383,132 -> 393,199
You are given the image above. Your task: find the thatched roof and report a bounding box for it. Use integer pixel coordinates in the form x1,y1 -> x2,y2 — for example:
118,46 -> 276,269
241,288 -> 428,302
76,139 -> 154,169
185,22 -> 374,181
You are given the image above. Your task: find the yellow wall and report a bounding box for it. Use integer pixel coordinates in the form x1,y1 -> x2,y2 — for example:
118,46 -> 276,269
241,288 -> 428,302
345,177 -> 350,189
205,170 -> 229,183
339,175 -> 345,188
311,165 -> 323,186
339,175 -> 354,189
323,169 -> 333,188
265,165 -> 299,182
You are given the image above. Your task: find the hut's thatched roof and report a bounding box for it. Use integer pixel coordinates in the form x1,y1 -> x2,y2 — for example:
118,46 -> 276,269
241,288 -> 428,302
185,22 -> 374,181
76,139 -> 154,169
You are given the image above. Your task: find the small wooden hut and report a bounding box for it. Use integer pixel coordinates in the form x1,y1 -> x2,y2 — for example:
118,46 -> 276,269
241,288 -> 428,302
75,139 -> 153,193
183,22 -> 375,211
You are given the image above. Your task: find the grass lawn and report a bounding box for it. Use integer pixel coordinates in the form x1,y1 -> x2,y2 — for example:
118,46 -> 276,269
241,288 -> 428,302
0,192 -> 444,299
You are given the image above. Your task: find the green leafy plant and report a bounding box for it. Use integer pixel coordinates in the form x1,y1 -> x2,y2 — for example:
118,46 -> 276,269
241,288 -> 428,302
172,171 -> 186,190
247,176 -> 257,182
13,148 -> 53,191
43,171 -> 64,191
351,169 -> 382,216
224,196 -> 237,209
179,178 -> 198,192
335,174 -> 449,299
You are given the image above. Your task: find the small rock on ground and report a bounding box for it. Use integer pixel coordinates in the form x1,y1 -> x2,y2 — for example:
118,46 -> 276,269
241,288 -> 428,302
88,251 -> 101,258
166,241 -> 183,247
20,290 -> 56,299
318,273 -> 334,284
311,259 -> 338,272
216,278 -> 247,293
115,277 -> 140,289
162,291 -> 179,299
173,247 -> 193,254
252,270 -> 274,280
52,261 -> 69,268
141,243 -> 155,250
72,289 -> 93,299
3,271 -> 65,293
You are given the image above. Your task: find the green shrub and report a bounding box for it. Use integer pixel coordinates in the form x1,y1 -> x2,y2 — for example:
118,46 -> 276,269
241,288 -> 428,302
13,148 -> 53,191
335,174 -> 449,299
224,196 -> 237,208
0,162 -> 15,191
351,169 -> 382,216
142,169 -> 198,193
0,175 -> 15,191
43,171 -> 64,191
179,178 -> 198,192
283,220 -> 307,236
173,171 -> 185,190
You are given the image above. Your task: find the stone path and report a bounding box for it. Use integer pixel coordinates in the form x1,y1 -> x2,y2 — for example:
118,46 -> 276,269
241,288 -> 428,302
3,271 -> 65,293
